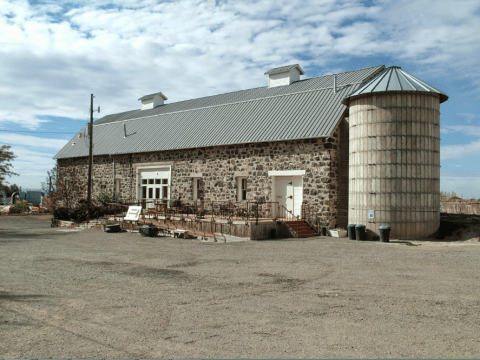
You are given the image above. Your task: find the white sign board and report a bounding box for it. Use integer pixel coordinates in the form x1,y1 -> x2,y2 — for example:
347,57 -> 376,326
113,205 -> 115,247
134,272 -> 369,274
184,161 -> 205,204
368,210 -> 375,219
124,206 -> 142,221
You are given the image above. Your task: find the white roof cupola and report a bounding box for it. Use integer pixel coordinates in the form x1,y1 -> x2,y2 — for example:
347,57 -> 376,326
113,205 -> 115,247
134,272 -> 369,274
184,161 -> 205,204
264,64 -> 305,88
138,92 -> 168,110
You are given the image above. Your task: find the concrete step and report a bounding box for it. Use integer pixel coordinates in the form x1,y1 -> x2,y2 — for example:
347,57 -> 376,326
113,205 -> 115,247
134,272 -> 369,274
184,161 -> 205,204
282,220 -> 318,238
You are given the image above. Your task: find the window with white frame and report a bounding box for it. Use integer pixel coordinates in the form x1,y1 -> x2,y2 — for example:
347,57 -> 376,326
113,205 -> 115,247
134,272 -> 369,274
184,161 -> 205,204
115,178 -> 121,197
141,178 -> 169,202
237,177 -> 247,202
192,178 -> 202,201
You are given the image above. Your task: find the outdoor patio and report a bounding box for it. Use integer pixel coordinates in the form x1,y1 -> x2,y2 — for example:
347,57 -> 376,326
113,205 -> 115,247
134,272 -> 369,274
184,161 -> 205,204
103,199 -> 322,240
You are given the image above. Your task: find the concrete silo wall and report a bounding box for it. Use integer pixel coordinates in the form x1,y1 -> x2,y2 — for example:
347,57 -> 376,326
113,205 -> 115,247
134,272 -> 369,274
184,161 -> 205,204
348,92 -> 441,239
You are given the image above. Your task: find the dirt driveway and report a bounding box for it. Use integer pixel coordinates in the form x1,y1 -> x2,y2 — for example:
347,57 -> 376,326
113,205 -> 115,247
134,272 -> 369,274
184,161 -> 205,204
1,215 -> 480,358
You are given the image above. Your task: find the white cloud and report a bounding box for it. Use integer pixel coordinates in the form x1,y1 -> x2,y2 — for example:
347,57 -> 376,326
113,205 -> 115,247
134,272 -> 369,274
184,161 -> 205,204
0,111 -> 50,130
0,133 -> 68,149
441,140 -> 480,160
1,0 -> 477,124
1,0 -> 480,187
441,125 -> 480,137
459,112 -> 478,123
440,125 -> 480,160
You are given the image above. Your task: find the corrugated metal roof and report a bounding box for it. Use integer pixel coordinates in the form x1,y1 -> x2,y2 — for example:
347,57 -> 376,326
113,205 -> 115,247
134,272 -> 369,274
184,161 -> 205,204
264,64 -> 305,75
342,66 -> 449,105
54,65 -> 384,159
94,65 -> 384,126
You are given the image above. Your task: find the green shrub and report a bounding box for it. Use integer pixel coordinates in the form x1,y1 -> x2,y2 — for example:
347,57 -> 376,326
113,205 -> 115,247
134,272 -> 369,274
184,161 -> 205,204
96,191 -> 117,206
13,202 -> 29,213
54,205 -> 109,223
450,196 -> 462,200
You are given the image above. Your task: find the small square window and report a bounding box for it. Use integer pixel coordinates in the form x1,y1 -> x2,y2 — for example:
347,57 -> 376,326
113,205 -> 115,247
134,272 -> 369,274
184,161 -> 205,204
162,179 -> 168,184
148,179 -> 154,184
155,179 -> 161,184
142,179 -> 147,184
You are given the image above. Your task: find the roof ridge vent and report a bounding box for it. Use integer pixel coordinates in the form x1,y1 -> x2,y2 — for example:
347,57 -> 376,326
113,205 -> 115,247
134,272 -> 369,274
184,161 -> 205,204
138,92 -> 168,110
264,64 -> 304,88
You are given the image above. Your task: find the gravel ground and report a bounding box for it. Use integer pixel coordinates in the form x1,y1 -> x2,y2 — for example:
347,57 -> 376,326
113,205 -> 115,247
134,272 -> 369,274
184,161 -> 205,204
1,215 -> 480,359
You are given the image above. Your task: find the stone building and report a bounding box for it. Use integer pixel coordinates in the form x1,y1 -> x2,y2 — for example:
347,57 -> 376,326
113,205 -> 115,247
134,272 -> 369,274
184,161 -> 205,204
54,64 -> 386,229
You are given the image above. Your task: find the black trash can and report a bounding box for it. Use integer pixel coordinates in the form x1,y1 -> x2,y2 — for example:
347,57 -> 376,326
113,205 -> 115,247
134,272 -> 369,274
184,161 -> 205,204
105,224 -> 121,233
139,225 -> 158,237
347,224 -> 357,240
270,228 -> 277,239
355,224 -> 366,241
379,226 -> 391,242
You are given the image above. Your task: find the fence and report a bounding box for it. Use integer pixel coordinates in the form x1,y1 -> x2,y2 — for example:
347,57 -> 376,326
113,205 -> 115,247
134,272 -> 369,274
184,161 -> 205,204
441,201 -> 480,215
105,198 -> 326,228
114,198 -> 283,224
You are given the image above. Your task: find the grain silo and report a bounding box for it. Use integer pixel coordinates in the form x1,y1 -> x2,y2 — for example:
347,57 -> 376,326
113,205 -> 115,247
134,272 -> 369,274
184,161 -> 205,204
342,66 -> 449,239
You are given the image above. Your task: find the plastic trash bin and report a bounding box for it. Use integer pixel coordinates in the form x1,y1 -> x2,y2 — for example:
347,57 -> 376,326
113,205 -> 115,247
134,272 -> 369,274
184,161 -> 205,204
379,226 -> 391,242
347,224 -> 356,240
355,224 -> 366,241
139,225 -> 158,237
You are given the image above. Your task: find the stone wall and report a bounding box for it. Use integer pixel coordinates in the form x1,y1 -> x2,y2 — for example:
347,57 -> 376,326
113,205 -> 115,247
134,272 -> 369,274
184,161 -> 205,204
57,133 -> 343,227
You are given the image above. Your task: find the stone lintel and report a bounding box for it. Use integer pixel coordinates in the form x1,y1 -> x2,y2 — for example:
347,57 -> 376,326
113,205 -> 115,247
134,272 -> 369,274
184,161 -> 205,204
268,170 -> 306,176
132,162 -> 173,169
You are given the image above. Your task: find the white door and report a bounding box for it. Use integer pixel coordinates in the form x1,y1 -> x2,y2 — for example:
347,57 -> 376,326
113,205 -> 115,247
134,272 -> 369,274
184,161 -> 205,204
275,176 -> 303,217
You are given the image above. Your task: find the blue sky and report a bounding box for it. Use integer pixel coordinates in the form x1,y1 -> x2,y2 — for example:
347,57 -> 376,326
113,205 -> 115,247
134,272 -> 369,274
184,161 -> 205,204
1,0 -> 480,198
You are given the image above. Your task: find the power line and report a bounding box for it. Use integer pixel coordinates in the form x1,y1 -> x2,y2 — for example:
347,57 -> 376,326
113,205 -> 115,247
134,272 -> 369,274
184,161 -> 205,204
0,130 -> 78,134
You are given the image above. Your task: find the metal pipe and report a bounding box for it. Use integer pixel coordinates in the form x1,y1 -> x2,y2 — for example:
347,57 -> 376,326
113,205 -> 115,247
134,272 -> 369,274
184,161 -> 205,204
86,94 -> 94,223
333,75 -> 337,93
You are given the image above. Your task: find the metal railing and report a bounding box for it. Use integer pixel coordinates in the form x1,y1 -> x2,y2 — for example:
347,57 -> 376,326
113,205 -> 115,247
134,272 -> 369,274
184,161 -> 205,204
109,198 -> 285,225
301,203 -> 322,234
277,205 -> 300,222
106,199 -> 325,232
172,200 -> 281,225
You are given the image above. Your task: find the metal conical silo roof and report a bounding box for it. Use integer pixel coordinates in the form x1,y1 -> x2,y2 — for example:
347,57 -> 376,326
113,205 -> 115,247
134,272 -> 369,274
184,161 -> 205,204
341,66 -> 448,105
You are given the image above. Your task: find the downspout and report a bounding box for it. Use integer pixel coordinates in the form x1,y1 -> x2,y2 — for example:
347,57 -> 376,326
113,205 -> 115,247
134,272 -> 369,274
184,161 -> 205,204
109,154 -> 115,195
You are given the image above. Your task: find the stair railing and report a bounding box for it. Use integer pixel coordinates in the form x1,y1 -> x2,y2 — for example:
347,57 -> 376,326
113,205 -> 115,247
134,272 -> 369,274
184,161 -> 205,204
279,205 -> 300,222
301,203 -> 321,234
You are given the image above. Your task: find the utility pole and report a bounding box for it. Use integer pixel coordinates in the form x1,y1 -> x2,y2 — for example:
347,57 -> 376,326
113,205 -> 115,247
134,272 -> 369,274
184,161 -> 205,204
86,94 -> 94,222
48,171 -> 52,194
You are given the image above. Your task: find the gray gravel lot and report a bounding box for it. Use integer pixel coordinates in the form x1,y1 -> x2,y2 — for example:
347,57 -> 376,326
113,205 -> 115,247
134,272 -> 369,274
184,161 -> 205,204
1,215 -> 480,358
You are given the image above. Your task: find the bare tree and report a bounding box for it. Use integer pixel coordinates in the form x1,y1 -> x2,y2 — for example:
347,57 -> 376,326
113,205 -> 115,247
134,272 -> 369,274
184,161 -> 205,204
41,165 -> 57,196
